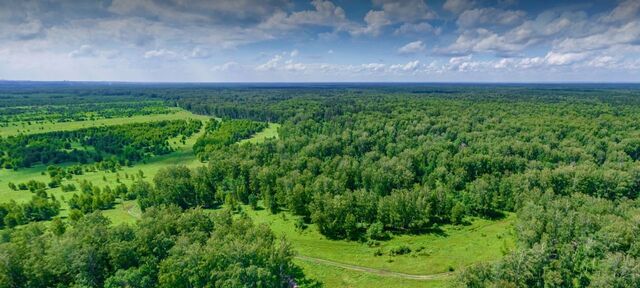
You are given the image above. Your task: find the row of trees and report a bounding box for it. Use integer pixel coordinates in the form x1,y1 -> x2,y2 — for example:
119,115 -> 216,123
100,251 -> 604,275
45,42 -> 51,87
0,100 -> 171,124
0,195 -> 60,228
0,119 -> 202,169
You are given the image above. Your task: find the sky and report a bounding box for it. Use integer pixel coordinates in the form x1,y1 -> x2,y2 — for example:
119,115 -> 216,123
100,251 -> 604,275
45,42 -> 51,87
0,0 -> 639,82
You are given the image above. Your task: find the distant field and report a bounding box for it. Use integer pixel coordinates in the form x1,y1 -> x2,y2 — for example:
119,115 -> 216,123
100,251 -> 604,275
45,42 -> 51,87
0,108 -> 203,136
0,114 -> 279,224
0,109 -> 211,223
239,122 -> 280,144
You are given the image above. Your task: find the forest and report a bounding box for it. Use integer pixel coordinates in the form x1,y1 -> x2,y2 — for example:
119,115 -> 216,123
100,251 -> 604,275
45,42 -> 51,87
0,83 -> 638,287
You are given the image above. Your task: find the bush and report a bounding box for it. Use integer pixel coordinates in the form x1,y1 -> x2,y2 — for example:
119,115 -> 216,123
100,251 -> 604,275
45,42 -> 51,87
366,221 -> 389,240
389,245 -> 412,256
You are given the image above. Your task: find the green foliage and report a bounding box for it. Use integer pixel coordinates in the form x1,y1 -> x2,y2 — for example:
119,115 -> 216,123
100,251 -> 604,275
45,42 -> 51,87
0,195 -> 60,228
193,119 -> 268,158
0,206 -> 299,288
0,119 -> 201,169
68,181 -> 116,213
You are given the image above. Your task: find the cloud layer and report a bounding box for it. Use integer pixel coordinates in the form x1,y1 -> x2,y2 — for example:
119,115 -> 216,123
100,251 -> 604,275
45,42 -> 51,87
0,0 -> 638,82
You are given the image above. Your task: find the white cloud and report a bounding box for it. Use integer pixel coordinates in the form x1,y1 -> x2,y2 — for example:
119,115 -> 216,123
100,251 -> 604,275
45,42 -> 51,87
398,41 -> 426,54
69,45 -> 119,59
394,22 -> 441,35
543,51 -> 588,65
211,61 -> 241,72
355,0 -> 437,37
601,0 -> 640,23
189,47 -> 210,59
443,0 -> 475,14
457,8 -> 526,28
255,55 -> 283,71
390,60 -> 420,72
290,49 -> 299,57
69,45 -> 97,58
259,0 -> 350,31
360,63 -> 386,72
554,20 -> 640,53
351,10 -> 392,36
442,28 -> 528,55
144,49 -> 179,60
372,0 -> 437,22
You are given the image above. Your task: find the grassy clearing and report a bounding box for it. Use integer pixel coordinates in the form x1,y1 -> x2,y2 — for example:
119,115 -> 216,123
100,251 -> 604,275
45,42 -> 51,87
0,108 -> 202,136
296,260 -> 447,288
239,123 -> 280,144
245,207 -> 515,276
0,110 -> 211,221
0,113 -> 270,223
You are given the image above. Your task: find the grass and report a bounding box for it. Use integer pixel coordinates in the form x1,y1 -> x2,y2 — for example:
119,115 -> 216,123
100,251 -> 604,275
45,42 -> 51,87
0,109 -> 211,221
245,207 -> 515,276
239,123 -> 281,144
0,108 -> 201,136
296,260 -> 448,288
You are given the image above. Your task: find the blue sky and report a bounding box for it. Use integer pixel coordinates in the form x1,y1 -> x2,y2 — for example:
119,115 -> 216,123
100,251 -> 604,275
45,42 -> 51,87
0,0 -> 639,82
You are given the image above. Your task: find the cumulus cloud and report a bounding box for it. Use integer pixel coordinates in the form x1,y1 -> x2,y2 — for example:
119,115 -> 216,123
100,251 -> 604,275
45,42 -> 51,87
398,41 -> 426,54
394,22 -> 441,35
390,60 -> 420,72
554,20 -> 640,53
255,55 -> 283,71
69,45 -> 119,59
109,0 -> 289,24
144,49 -> 179,60
457,8 -> 526,28
371,0 -> 437,22
211,61 -> 241,72
443,0 -> 475,14
354,0 -> 437,37
259,0 -> 350,31
601,0 -> 640,23
69,45 -> 98,58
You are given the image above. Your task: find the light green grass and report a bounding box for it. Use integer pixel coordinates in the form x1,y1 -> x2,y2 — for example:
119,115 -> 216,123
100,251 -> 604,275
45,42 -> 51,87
0,108 -> 205,136
239,123 -> 281,144
296,260 -> 448,288
245,207 -> 515,276
0,113 -> 270,220
0,110 -> 211,221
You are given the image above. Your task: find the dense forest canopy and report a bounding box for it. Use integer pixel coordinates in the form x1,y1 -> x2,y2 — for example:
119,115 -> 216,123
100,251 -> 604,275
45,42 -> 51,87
0,83 -> 639,287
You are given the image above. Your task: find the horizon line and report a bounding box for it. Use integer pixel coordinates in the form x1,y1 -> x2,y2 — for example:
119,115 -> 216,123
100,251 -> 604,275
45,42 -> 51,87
2,79 -> 640,85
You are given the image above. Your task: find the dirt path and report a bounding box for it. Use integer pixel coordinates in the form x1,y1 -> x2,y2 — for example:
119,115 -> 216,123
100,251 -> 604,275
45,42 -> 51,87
295,255 -> 453,280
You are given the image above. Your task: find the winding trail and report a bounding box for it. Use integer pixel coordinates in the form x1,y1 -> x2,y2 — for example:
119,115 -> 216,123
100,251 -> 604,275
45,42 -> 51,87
295,255 -> 453,280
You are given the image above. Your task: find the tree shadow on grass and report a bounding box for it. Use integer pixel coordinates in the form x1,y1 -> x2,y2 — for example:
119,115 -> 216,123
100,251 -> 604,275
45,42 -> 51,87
289,264 -> 324,288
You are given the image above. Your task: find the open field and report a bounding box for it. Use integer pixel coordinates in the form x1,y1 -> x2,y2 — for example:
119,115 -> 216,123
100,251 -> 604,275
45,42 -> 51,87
296,260 -> 447,288
0,109 -> 211,223
245,207 -> 515,276
0,108 -> 200,136
239,122 -> 281,144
